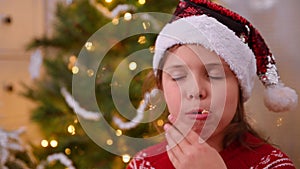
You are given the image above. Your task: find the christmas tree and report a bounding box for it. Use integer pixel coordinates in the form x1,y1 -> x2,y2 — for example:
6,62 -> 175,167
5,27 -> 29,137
22,0 -> 178,168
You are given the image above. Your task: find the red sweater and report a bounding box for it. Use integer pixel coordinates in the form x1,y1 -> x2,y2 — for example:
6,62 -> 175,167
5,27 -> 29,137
126,133 -> 295,169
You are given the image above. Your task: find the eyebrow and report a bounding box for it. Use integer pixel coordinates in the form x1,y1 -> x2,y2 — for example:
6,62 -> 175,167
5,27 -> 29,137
163,62 -> 230,77
164,65 -> 185,70
205,63 -> 225,68
164,62 -> 225,70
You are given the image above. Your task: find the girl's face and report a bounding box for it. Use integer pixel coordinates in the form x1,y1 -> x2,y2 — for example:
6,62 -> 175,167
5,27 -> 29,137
162,45 -> 239,143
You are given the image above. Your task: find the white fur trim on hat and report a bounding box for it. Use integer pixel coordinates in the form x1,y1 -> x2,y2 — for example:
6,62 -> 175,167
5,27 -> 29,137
153,15 -> 256,101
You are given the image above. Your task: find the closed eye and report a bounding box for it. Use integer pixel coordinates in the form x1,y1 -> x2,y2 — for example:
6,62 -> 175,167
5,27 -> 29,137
171,75 -> 187,81
206,64 -> 226,80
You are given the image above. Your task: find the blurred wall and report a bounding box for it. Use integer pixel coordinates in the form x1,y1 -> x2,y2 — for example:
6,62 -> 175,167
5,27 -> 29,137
0,0 -> 56,145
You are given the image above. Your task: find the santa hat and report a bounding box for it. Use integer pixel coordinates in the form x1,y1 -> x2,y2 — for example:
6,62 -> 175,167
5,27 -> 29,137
153,0 -> 298,112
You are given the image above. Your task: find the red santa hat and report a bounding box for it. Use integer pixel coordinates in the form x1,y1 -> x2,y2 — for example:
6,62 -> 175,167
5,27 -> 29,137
153,0 -> 298,112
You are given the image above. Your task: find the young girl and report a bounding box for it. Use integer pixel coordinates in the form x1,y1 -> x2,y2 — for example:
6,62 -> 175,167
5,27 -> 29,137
127,0 -> 298,168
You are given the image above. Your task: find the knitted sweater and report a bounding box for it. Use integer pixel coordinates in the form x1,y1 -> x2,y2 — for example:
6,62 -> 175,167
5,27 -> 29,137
126,133 -> 295,169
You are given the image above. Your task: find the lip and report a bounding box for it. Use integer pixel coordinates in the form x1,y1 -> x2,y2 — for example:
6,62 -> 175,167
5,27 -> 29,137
185,108 -> 210,121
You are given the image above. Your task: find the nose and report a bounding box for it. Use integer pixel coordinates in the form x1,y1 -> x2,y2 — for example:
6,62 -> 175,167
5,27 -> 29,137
186,79 -> 207,100
187,90 -> 206,100
188,92 -> 202,99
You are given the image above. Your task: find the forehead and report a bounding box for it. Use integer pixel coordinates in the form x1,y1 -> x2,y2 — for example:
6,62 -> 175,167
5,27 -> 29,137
163,44 -> 226,68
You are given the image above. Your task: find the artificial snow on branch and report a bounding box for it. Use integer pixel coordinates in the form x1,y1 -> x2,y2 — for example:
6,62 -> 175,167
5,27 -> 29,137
29,49 -> 43,79
90,0 -> 136,19
36,153 -> 75,169
90,0 -> 165,32
113,88 -> 160,130
61,87 -> 101,121
0,127 -> 35,169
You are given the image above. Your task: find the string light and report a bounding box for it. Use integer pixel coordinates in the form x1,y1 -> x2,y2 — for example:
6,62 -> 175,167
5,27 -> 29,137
106,139 -> 113,145
149,46 -> 155,53
65,148 -> 71,155
105,0 -> 113,3
41,140 -> 49,147
74,119 -> 78,124
122,154 -> 131,163
128,62 -> 137,71
68,55 -> 77,70
50,140 -> 58,148
67,125 -> 76,135
156,119 -> 164,127
124,12 -> 132,21
276,117 -> 283,127
115,129 -> 123,136
85,42 -> 95,51
69,55 -> 77,63
72,66 -> 79,74
138,0 -> 146,5
142,21 -> 150,30
87,69 -> 95,77
138,36 -> 146,44
112,18 -> 119,25
149,104 -> 156,110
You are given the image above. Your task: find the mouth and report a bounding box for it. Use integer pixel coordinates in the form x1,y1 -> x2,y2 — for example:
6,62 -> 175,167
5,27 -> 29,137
187,109 -> 210,115
185,109 -> 210,120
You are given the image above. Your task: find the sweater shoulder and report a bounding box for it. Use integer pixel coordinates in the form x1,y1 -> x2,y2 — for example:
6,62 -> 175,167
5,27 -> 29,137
221,133 -> 295,169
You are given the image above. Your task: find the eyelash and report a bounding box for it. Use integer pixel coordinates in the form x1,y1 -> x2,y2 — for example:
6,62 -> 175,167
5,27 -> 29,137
207,74 -> 225,80
171,76 -> 186,81
170,71 -> 225,81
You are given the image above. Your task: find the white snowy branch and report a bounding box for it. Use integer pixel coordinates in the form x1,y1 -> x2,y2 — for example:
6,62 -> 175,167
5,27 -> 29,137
61,87 -> 101,121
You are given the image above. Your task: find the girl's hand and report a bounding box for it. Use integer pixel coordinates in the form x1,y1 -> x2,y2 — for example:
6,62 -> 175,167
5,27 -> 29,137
164,116 -> 227,169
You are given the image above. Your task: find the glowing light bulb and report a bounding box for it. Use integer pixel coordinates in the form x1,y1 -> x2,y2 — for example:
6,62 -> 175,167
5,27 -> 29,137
276,117 -> 283,127
41,140 -> 49,147
69,55 -> 77,63
85,42 -> 95,51
149,46 -> 155,53
67,125 -> 76,135
116,129 -> 123,136
68,55 -> 77,70
106,139 -> 113,145
72,66 -> 79,74
142,22 -> 150,30
50,140 -> 58,148
138,36 -> 146,44
138,0 -> 146,5
157,119 -> 164,127
105,0 -> 112,3
65,148 -> 71,155
87,69 -> 94,77
129,62 -> 137,71
112,18 -> 119,25
124,12 -> 132,21
122,154 -> 131,163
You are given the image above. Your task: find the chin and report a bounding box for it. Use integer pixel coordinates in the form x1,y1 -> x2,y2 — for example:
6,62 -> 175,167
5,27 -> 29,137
192,123 -> 218,140
192,124 -> 204,135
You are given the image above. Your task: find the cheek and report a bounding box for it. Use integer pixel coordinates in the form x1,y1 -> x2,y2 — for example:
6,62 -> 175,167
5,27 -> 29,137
162,80 -> 181,116
218,80 -> 239,125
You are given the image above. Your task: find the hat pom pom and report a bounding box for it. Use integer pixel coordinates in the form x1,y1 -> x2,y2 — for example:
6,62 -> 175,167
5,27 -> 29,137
264,83 -> 298,112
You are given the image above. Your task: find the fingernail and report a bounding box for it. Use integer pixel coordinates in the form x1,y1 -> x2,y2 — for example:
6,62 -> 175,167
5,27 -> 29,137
164,124 -> 170,131
168,114 -> 174,122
